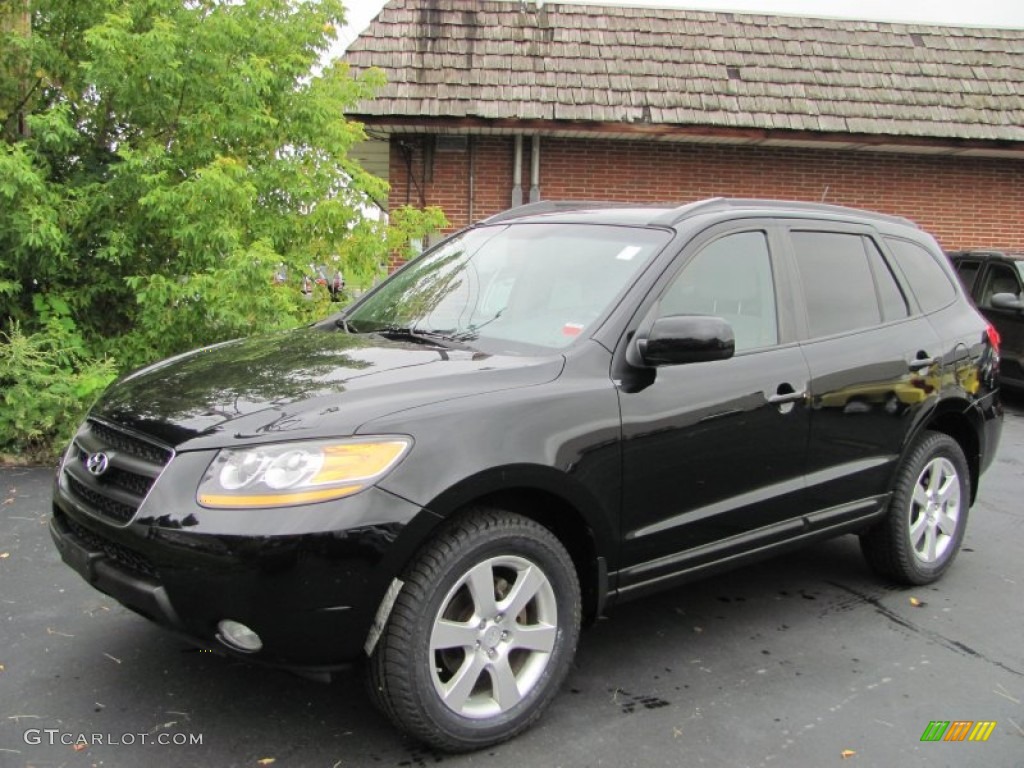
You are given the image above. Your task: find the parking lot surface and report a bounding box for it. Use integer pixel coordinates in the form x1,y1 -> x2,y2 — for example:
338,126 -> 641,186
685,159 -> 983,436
2,394 -> 1022,768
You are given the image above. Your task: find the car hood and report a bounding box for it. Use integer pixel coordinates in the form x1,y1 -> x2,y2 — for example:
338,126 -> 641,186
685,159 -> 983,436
91,327 -> 564,451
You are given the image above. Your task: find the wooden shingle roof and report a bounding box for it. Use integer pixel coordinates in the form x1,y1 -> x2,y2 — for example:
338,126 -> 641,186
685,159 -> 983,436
343,0 -> 1024,149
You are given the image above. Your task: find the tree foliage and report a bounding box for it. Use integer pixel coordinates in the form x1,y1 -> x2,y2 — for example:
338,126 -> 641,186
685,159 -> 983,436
0,0 -> 447,459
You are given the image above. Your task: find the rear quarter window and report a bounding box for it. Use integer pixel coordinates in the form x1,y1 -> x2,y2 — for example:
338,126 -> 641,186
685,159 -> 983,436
884,238 -> 957,313
952,259 -> 982,295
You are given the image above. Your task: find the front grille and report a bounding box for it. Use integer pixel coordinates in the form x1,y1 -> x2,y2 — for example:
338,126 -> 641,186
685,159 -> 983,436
88,419 -> 173,465
62,419 -> 174,527
62,513 -> 158,579
67,475 -> 137,524
104,466 -> 154,497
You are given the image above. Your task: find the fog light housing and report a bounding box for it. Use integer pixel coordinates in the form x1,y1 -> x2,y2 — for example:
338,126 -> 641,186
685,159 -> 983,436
216,619 -> 263,653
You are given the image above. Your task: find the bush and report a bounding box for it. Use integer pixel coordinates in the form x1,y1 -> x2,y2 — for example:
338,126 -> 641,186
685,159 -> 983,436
1,0 -> 449,461
0,317 -> 117,463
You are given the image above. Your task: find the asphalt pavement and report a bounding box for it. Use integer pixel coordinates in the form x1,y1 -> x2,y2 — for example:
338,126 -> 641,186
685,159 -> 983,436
1,394 -> 1023,768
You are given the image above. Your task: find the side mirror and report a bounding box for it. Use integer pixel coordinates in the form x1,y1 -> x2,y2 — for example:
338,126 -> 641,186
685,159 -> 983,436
990,292 -> 1024,312
633,315 -> 735,367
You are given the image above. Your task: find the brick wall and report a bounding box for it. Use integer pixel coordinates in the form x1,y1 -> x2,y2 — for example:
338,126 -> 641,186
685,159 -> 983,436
388,135 -> 1024,253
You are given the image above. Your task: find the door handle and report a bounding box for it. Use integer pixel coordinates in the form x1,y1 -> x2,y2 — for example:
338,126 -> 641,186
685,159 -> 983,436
768,387 -> 807,405
908,355 -> 940,371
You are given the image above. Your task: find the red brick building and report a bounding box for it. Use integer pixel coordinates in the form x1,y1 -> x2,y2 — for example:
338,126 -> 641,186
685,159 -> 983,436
344,0 -> 1024,251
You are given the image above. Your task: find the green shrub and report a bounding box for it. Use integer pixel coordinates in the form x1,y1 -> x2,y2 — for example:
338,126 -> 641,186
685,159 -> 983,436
1,0 -> 449,460
0,318 -> 117,463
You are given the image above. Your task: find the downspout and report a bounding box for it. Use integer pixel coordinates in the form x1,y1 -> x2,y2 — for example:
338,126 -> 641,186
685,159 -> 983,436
405,150 -> 412,206
529,134 -> 541,202
468,135 -> 475,223
511,135 -> 523,207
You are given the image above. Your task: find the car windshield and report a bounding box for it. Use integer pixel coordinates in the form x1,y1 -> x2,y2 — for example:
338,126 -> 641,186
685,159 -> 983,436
1015,260 -> 1024,285
343,223 -> 669,353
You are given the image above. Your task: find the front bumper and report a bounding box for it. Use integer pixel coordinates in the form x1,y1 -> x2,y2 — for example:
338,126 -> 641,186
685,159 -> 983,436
51,473 -> 436,671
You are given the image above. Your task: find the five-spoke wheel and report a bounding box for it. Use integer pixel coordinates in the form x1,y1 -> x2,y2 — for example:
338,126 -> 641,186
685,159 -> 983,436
907,455 -> 962,564
861,431 -> 970,585
367,509 -> 580,752
429,555 -> 559,719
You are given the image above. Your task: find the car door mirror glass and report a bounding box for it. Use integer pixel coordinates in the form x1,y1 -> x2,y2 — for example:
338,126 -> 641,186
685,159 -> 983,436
990,292 -> 1024,311
636,314 -> 735,367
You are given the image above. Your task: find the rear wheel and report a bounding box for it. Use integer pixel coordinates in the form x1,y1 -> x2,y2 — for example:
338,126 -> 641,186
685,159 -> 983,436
860,431 -> 970,585
367,508 -> 581,752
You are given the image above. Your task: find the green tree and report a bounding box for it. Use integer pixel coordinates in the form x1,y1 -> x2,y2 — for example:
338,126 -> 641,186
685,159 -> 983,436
0,0 -> 446,459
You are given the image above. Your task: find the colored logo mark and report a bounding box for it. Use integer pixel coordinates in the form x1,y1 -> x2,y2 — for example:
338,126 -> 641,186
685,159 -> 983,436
920,721 -> 997,742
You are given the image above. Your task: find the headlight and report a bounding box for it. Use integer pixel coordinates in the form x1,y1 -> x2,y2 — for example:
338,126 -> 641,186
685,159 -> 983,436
197,437 -> 411,508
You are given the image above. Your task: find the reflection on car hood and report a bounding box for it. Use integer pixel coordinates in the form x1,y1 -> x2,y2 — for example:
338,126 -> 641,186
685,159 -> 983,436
92,327 -> 564,450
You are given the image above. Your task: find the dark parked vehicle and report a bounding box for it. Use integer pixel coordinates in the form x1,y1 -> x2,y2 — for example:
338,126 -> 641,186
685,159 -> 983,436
51,199 -> 1002,751
948,250 -> 1024,389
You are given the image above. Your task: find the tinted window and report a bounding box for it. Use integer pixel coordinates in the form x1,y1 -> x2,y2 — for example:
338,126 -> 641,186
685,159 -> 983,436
659,231 -> 778,351
978,262 -> 1023,307
954,260 -> 982,295
791,231 -> 882,337
865,238 -> 909,322
885,238 -> 957,313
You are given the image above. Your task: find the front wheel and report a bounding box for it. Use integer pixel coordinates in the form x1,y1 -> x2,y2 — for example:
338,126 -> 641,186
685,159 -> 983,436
367,509 -> 581,752
860,431 -> 970,585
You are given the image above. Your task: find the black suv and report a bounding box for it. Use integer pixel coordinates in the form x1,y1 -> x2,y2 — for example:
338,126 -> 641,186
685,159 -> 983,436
947,250 -> 1024,389
51,199 -> 1002,751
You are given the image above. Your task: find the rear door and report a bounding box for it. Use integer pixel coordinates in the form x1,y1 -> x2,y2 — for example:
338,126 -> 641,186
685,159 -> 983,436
786,225 -> 943,517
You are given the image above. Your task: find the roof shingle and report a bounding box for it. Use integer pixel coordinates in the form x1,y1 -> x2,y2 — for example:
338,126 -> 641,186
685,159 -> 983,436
343,0 -> 1024,143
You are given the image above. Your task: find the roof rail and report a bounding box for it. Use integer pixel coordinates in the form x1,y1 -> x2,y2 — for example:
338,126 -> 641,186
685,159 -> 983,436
946,249 -> 1010,257
648,197 -> 919,229
481,200 -> 639,224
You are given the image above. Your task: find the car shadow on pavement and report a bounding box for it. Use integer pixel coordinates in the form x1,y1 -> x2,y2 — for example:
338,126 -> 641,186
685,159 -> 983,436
32,534 -> 896,766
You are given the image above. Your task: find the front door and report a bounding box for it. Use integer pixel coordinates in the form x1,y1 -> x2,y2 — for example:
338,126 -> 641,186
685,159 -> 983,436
976,261 -> 1024,385
616,227 -> 811,593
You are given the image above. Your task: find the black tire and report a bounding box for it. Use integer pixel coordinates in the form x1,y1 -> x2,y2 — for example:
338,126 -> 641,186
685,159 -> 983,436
366,508 -> 581,752
860,431 -> 970,585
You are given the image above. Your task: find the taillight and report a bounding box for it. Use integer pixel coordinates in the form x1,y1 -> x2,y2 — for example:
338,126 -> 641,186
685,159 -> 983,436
986,323 -> 1001,353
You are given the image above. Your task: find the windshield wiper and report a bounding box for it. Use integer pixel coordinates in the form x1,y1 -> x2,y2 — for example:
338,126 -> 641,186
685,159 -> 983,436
371,326 -> 471,349
446,310 -> 504,342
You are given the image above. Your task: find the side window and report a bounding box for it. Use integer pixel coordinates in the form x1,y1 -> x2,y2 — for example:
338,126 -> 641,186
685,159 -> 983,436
791,231 -> 884,337
884,238 -> 957,313
954,260 -> 982,295
659,231 -> 778,352
865,238 -> 909,322
978,262 -> 1023,308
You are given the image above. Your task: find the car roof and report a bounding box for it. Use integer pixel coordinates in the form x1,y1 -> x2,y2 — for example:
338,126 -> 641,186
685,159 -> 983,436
949,250 -> 1024,262
480,197 -> 919,230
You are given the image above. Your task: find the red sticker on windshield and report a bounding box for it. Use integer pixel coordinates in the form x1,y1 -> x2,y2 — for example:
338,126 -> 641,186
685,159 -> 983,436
562,323 -> 584,336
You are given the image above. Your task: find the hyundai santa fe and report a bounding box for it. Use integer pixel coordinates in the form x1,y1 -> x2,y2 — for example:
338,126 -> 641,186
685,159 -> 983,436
50,198 -> 1002,751
947,250 -> 1024,390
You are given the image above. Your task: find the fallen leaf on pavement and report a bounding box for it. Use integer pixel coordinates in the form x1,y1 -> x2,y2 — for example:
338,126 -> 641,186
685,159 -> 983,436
0,553 -> 9,559
73,744 -> 87,752
841,749 -> 856,758
909,597 -> 924,607
257,759 -> 276,766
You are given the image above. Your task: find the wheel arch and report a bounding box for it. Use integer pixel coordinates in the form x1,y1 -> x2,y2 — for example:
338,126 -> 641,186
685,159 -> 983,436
914,399 -> 983,504
414,466 -> 616,624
